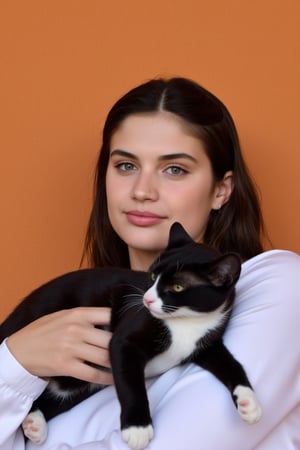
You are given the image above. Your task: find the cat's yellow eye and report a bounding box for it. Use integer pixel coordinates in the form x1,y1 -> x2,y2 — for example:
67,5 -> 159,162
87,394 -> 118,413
173,284 -> 184,292
151,273 -> 156,281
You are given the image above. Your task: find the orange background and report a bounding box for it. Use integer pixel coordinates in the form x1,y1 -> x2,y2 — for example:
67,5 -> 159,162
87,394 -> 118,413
1,0 -> 299,320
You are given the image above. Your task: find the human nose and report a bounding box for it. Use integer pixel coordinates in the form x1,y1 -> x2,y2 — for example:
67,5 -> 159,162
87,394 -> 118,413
131,171 -> 158,201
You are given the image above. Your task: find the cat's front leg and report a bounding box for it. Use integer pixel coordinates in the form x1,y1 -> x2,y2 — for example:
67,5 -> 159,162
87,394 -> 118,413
233,385 -> 262,424
110,337 -> 154,450
121,425 -> 154,450
193,340 -> 262,424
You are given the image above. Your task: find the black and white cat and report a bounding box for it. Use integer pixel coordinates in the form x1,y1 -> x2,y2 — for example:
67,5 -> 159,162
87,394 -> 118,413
0,223 -> 262,450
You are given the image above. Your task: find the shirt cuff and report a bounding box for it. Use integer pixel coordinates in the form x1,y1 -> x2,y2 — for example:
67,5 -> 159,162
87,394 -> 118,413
0,339 -> 48,399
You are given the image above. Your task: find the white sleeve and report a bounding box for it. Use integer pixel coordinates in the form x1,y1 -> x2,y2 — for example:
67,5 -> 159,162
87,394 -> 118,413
0,340 -> 48,450
27,249 -> 300,450
137,249 -> 300,450
138,249 -> 300,450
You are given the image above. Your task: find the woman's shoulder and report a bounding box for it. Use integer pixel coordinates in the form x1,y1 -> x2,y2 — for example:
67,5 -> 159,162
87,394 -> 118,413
244,248 -> 299,265
242,249 -> 300,277
236,249 -> 300,305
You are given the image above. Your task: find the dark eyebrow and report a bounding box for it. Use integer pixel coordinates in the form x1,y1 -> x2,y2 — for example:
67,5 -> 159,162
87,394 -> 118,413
110,149 -> 198,163
158,153 -> 198,163
110,149 -> 138,159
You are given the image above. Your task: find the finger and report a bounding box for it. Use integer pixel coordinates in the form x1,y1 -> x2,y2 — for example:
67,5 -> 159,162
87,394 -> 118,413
71,307 -> 112,326
78,344 -> 111,369
83,327 -> 112,350
59,312 -> 112,352
70,362 -> 114,385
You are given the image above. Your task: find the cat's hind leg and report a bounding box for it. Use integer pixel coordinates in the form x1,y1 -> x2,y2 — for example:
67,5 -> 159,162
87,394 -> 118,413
233,385 -> 262,424
22,409 -> 47,444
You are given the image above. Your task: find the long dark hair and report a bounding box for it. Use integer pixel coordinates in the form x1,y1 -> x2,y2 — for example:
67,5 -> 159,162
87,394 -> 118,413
83,77 -> 265,267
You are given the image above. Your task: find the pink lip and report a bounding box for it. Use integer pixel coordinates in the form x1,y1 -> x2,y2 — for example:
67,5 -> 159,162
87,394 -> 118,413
126,210 -> 165,226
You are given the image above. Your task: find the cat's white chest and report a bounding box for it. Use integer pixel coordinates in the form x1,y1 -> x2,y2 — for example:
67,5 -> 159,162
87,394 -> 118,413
144,311 -> 224,378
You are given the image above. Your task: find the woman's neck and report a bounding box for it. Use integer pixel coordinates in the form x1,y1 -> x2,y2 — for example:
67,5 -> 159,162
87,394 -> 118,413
129,249 -> 160,271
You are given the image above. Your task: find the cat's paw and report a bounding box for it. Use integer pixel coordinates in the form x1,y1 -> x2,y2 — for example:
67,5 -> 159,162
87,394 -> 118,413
22,410 -> 48,445
233,385 -> 262,424
121,424 -> 154,450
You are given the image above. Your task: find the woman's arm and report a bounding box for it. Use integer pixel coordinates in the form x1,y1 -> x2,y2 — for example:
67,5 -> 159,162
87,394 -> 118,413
144,249 -> 300,450
3,250 -> 300,450
144,250 -> 300,450
36,250 -> 300,450
0,339 -> 47,449
0,307 -> 113,449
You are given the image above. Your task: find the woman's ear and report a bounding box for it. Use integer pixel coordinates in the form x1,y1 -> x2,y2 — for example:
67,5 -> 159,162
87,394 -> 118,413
212,171 -> 234,210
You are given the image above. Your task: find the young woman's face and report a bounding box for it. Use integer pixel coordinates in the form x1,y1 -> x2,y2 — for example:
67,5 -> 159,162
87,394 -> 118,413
106,112 -> 232,269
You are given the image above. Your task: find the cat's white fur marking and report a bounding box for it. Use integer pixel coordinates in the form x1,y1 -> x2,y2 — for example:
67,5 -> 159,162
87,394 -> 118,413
144,309 -> 225,377
47,379 -> 100,399
233,385 -> 262,424
122,424 -> 154,450
144,277 -> 227,378
22,409 -> 48,444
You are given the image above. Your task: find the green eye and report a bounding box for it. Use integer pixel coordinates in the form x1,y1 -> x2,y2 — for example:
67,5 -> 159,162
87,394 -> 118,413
151,272 -> 156,281
173,284 -> 184,292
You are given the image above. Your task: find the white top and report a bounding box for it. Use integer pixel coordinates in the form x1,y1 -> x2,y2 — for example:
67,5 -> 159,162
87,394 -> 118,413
1,249 -> 300,450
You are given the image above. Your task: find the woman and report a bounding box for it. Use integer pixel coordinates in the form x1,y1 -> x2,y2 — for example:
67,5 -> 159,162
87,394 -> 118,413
1,78 -> 300,449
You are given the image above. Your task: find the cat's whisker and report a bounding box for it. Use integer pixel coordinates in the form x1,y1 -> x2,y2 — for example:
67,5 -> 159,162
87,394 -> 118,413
123,293 -> 144,299
175,260 -> 184,274
132,287 -> 146,295
118,296 -> 146,317
119,301 -> 141,313
162,305 -> 177,314
118,282 -> 145,294
123,294 -> 144,306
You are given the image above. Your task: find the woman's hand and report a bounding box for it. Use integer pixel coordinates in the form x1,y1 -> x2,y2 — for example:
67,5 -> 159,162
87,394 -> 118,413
6,307 -> 113,385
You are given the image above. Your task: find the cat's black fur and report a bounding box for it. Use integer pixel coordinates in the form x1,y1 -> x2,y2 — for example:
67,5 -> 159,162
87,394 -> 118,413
0,223 -> 261,449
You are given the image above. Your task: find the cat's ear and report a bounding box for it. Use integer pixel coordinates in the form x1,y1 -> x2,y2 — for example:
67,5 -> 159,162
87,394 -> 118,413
167,222 -> 193,249
207,253 -> 241,287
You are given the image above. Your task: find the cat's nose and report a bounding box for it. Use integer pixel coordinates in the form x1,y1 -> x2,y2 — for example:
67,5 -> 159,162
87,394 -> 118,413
143,296 -> 155,307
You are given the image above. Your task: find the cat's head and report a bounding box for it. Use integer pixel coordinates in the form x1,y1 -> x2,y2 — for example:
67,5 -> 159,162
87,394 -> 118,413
143,222 -> 241,319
